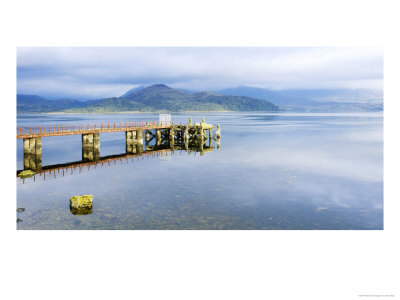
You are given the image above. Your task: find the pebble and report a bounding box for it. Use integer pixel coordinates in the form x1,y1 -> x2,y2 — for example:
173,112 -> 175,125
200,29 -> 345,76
17,208 -> 25,212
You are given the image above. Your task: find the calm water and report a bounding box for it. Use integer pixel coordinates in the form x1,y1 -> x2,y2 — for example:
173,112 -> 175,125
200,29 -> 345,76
16,112 -> 383,229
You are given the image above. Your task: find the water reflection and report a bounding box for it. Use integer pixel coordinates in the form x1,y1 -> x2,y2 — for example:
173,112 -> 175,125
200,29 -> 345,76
17,140 -> 218,183
70,206 -> 93,215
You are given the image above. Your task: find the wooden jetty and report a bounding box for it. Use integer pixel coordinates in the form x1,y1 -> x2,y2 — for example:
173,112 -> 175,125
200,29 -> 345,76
17,117 -> 220,172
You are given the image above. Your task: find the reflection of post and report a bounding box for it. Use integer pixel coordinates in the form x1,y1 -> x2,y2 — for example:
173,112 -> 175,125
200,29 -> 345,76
23,137 -> 42,171
82,133 -> 100,161
24,153 -> 42,171
213,124 -> 221,140
216,139 -> 220,149
199,128 -> 204,153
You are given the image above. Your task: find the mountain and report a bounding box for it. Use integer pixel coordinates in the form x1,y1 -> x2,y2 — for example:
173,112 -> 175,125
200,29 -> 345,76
17,94 -> 90,113
69,84 -> 280,113
119,85 -> 146,98
215,86 -> 383,112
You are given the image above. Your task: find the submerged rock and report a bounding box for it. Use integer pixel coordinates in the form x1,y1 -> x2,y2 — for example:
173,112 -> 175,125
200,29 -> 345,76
16,208 -> 25,212
18,170 -> 35,178
70,195 -> 93,215
16,218 -> 22,222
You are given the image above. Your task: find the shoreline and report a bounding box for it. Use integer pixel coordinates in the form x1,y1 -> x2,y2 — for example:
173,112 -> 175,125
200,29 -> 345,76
37,110 -> 278,114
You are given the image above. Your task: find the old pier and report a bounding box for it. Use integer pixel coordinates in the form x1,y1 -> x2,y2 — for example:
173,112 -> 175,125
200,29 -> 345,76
17,118 -> 220,172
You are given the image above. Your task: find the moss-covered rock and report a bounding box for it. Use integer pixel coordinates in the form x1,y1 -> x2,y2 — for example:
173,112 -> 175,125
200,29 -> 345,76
70,195 -> 93,215
18,170 -> 35,178
70,195 -> 93,208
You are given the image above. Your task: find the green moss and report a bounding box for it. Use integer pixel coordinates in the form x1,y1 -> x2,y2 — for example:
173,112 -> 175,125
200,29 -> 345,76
18,170 -> 35,178
70,195 -> 93,209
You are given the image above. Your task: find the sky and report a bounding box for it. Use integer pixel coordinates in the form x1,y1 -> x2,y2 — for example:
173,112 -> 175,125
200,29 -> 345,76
17,47 -> 383,100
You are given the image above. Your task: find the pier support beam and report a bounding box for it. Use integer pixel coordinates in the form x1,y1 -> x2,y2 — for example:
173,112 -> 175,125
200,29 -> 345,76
82,133 -> 100,161
23,137 -> 42,171
126,129 -> 143,154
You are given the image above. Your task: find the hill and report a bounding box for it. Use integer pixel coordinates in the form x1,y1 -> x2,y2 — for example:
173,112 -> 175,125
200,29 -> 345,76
17,94 -> 90,113
68,84 -> 280,113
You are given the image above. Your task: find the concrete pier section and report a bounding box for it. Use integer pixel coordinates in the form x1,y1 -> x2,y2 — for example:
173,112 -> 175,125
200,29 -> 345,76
126,129 -> 143,154
82,132 -> 100,161
23,137 -> 42,171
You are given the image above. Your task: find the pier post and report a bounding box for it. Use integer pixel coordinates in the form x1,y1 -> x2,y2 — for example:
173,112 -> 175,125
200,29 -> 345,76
145,130 -> 150,144
82,132 -> 100,161
23,137 -> 42,171
126,129 -> 143,154
169,127 -> 175,148
137,129 -> 143,148
156,129 -> 161,146
199,129 -> 204,152
184,126 -> 189,143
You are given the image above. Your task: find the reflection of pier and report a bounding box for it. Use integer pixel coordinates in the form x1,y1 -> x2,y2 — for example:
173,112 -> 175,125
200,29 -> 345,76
17,118 -> 220,172
17,146 -> 215,183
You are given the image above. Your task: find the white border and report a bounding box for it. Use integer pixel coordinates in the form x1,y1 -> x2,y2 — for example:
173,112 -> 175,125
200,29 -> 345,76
1,1 -> 399,299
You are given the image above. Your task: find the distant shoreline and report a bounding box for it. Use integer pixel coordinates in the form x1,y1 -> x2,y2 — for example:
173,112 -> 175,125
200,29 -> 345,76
32,110 -> 277,114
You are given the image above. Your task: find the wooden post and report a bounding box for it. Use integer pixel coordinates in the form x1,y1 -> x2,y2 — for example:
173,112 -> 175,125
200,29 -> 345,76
156,129 -> 161,146
169,127 -> 175,148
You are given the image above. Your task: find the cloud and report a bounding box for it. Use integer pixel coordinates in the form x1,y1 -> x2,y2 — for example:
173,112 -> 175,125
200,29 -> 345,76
17,47 -> 383,99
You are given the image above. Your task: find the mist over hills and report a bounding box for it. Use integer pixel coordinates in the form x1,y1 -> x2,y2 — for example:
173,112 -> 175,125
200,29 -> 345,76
215,86 -> 383,112
17,84 -> 383,113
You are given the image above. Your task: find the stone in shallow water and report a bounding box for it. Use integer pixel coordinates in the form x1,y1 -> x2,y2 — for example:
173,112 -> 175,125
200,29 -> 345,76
70,195 -> 93,215
17,208 -> 25,212
18,170 -> 35,178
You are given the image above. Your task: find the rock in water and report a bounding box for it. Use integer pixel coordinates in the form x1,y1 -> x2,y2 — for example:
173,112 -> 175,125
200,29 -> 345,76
16,208 -> 25,212
18,170 -> 35,178
70,195 -> 93,215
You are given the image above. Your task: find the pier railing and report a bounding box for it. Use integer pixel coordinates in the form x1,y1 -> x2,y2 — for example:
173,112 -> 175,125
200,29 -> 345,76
17,121 -> 176,139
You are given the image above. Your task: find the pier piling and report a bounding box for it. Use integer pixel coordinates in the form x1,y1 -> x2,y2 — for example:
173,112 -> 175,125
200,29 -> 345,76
23,137 -> 42,171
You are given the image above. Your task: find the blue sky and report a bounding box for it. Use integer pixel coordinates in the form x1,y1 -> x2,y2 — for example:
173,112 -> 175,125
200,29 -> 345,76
17,47 -> 383,100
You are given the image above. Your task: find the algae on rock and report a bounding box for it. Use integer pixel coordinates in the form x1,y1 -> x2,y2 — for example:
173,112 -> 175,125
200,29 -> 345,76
18,170 -> 35,178
70,195 -> 93,215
